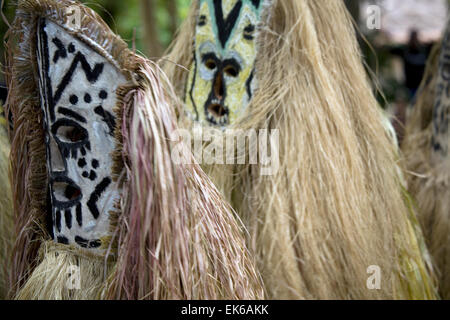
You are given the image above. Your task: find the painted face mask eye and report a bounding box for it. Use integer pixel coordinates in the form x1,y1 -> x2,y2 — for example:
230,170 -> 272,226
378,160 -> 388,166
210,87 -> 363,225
51,178 -> 82,205
51,119 -> 90,158
54,121 -> 87,144
185,0 -> 268,127
205,58 -> 217,70
223,63 -> 240,78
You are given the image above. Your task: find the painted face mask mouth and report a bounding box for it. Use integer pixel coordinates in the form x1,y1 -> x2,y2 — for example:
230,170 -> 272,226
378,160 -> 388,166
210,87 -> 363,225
205,102 -> 229,126
208,103 -> 227,118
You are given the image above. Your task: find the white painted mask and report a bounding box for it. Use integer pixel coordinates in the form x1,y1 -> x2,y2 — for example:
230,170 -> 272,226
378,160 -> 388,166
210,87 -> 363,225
36,19 -> 127,251
432,24 -> 450,165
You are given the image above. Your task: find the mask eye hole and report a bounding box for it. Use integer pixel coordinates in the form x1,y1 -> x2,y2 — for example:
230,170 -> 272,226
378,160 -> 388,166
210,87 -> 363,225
52,179 -> 82,203
53,121 -> 87,144
66,126 -> 85,142
224,65 -> 239,77
205,59 -> 217,70
65,184 -> 81,200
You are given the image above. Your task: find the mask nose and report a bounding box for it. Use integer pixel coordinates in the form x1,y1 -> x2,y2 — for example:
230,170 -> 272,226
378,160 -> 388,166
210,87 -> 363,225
213,71 -> 225,101
207,71 -> 227,119
49,135 -> 65,172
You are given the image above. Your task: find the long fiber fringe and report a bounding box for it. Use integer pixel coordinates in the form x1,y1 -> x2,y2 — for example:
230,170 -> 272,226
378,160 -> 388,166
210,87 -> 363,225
15,242 -> 113,300
163,0 -> 437,299
402,42 -> 450,299
0,126 -> 13,299
104,60 -> 264,299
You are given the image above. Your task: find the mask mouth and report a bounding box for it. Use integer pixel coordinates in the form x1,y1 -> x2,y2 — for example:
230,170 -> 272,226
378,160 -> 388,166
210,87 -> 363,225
205,99 -> 229,127
208,103 -> 227,118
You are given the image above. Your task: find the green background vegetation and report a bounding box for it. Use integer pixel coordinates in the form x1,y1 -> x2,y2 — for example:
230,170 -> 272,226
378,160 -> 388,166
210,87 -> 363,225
0,0 -> 193,82
0,0 -> 448,107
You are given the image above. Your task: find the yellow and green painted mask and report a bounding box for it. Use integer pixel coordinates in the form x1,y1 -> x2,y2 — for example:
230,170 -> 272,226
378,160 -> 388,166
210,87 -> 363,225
185,0 -> 268,127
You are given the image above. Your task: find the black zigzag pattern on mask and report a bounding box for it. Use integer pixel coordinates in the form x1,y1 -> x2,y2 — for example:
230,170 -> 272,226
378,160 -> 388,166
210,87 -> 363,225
53,52 -> 104,105
213,0 -> 243,48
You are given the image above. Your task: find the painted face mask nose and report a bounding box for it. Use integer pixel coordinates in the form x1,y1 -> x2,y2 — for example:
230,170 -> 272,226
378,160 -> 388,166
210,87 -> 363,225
207,71 -> 228,120
213,71 -> 225,100
49,135 -> 65,172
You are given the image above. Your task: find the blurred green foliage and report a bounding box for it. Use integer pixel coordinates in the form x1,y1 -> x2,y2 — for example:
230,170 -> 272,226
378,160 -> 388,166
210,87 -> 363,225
79,0 -> 191,53
0,0 -> 192,81
0,0 -> 439,106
